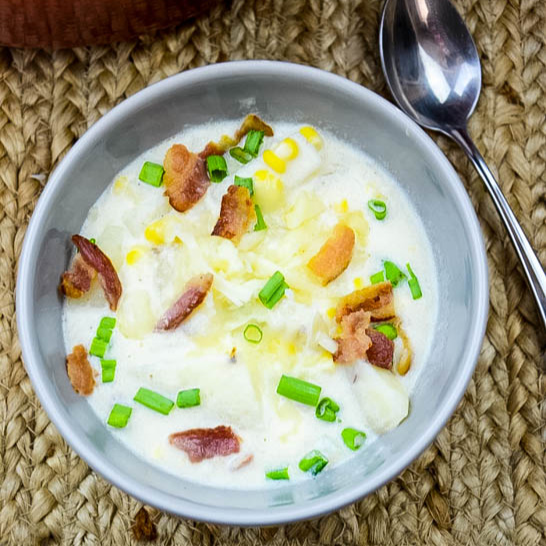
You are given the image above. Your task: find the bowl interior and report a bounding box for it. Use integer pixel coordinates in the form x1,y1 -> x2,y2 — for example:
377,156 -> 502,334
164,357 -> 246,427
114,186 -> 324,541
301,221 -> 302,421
17,62 -> 487,525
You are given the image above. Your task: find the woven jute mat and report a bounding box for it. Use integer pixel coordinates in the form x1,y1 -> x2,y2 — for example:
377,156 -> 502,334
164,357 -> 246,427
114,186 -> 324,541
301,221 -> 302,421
1,0 -> 544,544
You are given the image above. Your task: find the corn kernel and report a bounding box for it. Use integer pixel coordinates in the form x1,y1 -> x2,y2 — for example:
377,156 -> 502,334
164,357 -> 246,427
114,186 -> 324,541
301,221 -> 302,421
327,307 -> 336,320
276,138 -> 299,161
254,169 -> 268,182
353,277 -> 363,289
144,219 -> 166,245
287,343 -> 297,355
126,247 -> 145,265
299,126 -> 323,150
263,149 -> 286,174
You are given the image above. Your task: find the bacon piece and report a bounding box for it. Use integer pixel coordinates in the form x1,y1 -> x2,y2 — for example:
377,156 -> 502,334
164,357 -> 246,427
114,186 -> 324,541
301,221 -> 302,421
336,281 -> 395,323
156,273 -> 213,331
199,114 -> 274,159
230,453 -> 254,471
365,328 -> 394,370
66,344 -> 95,395
169,425 -> 241,463
333,310 -> 372,364
163,144 -> 210,213
211,185 -> 256,243
60,253 -> 96,298
70,235 -> 122,311
308,223 -> 355,285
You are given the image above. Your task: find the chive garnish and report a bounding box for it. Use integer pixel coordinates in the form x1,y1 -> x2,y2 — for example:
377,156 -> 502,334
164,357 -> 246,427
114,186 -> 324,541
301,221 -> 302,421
206,155 -> 228,183
234,175 -> 254,196
384,260 -> 406,287
259,271 -> 288,309
101,359 -> 117,383
276,375 -> 321,406
298,450 -> 328,475
107,403 -> 132,428
89,238 -> 96,244
254,204 -> 267,231
243,130 -> 265,157
370,271 -> 385,285
133,387 -> 174,415
368,199 -> 387,220
406,263 -> 422,300
89,338 -> 108,358
341,428 -> 367,450
266,467 -> 290,480
96,327 -> 113,343
315,397 -> 340,422
373,323 -> 398,340
229,146 -> 253,164
99,317 -> 116,330
139,161 -> 164,187
243,324 -> 263,344
176,388 -> 201,408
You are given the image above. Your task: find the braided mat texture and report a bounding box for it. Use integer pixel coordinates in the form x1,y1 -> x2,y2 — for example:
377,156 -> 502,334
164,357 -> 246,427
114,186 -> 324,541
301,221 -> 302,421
1,0 -> 545,544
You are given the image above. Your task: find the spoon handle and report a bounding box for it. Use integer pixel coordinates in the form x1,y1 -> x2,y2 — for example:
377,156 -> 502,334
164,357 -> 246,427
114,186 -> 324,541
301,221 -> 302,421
450,127 -> 546,333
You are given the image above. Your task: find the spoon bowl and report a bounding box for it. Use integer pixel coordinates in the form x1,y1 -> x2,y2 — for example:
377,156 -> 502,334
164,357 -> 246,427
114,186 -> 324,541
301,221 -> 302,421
380,0 -> 546,332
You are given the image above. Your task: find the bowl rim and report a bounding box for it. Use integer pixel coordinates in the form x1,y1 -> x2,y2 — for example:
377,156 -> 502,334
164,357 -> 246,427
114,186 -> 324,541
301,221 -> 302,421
16,60 -> 489,526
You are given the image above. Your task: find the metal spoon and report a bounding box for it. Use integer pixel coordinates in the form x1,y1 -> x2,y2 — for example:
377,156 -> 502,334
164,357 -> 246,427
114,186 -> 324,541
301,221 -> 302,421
379,0 -> 546,332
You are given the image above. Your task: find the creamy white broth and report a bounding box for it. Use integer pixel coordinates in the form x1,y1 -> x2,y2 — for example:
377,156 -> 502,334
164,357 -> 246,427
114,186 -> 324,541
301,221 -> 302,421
63,121 -> 438,487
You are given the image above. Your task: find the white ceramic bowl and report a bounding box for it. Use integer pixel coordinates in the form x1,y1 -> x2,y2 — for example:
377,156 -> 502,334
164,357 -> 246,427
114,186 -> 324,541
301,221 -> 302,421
16,61 -> 488,526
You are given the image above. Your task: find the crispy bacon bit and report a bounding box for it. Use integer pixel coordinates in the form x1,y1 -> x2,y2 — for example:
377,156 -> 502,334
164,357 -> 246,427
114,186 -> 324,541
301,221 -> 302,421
70,235 -> 122,311
233,113 -> 274,141
60,253 -> 96,298
200,114 -> 275,159
66,344 -> 95,395
308,223 -> 355,285
336,281 -> 395,323
163,144 -> 210,212
333,310 -> 372,364
394,319 -> 413,375
365,328 -> 394,369
211,185 -> 256,243
156,273 -> 213,331
169,425 -> 241,463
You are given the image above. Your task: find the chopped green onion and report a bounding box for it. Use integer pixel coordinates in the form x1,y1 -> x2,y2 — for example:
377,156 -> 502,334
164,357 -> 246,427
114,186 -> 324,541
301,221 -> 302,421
107,404 -> 133,428
99,317 -> 116,330
370,271 -> 385,285
206,155 -> 228,183
315,397 -> 340,422
133,387 -> 174,415
406,263 -> 423,300
368,199 -> 387,220
384,260 -> 406,287
176,388 -> 201,408
266,467 -> 290,480
107,404 -> 132,428
234,175 -> 254,196
138,161 -> 164,187
243,130 -> 265,157
243,324 -> 263,344
259,271 -> 288,309
341,428 -> 367,450
254,204 -> 267,231
100,359 -> 117,383
229,146 -> 253,164
373,323 -> 398,340
89,338 -> 108,358
96,327 -> 112,343
276,375 -> 321,406
89,238 -> 96,244
298,450 -> 328,476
